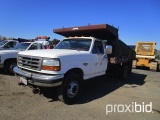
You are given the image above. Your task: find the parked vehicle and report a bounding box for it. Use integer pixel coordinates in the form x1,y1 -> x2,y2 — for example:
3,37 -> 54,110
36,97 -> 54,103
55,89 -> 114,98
0,41 -> 48,74
0,40 -> 18,50
0,38 -> 31,50
132,42 -> 160,71
13,24 -> 135,104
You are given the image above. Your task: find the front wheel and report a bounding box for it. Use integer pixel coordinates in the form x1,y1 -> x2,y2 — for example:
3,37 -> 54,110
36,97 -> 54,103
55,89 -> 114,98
4,60 -> 17,75
57,73 -> 83,104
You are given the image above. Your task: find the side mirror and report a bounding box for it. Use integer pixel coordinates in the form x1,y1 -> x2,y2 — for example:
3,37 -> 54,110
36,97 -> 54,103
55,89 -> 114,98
105,45 -> 112,54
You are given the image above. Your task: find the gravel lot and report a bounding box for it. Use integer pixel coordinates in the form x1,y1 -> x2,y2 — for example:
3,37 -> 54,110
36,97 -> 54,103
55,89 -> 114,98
0,68 -> 160,120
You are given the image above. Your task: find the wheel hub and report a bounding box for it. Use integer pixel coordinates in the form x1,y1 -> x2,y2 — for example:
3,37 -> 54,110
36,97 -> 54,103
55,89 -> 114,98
9,63 -> 16,73
67,81 -> 79,98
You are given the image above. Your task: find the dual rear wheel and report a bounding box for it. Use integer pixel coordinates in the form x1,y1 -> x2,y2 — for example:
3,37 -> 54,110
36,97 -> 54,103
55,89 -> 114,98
120,65 -> 128,81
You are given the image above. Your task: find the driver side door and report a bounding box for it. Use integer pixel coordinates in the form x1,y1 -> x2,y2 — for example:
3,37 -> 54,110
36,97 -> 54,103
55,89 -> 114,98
90,40 -> 108,77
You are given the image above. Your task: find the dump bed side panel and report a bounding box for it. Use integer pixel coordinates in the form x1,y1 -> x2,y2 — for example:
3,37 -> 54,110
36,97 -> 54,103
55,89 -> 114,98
108,40 -> 136,64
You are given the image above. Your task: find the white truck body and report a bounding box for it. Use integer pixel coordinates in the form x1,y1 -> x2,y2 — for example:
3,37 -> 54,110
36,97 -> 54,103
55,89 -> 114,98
13,24 -> 134,104
14,37 -> 108,86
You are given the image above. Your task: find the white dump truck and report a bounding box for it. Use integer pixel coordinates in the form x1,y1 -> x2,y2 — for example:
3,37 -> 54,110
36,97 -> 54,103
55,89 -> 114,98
13,24 -> 135,104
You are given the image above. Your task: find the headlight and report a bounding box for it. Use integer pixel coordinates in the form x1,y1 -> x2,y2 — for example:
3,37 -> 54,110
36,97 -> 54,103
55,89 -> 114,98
42,58 -> 61,71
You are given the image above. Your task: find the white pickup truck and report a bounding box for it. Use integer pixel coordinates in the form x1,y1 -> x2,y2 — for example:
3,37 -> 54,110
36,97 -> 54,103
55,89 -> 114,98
13,24 -> 135,104
0,40 -> 18,50
0,41 -> 48,74
0,38 -> 31,50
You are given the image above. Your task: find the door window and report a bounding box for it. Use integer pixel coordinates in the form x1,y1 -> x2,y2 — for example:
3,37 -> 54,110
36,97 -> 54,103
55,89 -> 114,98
5,41 -> 17,48
28,43 -> 38,50
92,41 -> 104,54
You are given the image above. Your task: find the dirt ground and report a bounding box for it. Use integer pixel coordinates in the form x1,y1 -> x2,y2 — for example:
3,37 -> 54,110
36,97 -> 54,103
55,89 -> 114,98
0,68 -> 160,120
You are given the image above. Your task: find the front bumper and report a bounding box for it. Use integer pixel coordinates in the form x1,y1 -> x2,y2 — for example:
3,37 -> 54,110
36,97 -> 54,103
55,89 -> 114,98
13,66 -> 63,87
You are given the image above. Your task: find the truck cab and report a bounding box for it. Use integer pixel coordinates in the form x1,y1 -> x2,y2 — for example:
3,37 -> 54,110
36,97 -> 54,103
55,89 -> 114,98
54,37 -> 109,78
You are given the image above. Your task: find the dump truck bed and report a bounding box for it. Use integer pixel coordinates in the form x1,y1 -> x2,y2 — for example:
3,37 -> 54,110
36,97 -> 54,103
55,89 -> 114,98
109,39 -> 136,64
53,24 -> 118,41
53,24 -> 135,64
135,42 -> 156,56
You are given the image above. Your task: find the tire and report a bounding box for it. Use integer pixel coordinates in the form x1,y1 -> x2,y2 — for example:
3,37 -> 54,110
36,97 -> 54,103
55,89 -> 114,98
157,64 -> 160,72
128,61 -> 132,74
57,73 -> 83,105
150,62 -> 157,71
3,60 -> 17,75
120,65 -> 128,81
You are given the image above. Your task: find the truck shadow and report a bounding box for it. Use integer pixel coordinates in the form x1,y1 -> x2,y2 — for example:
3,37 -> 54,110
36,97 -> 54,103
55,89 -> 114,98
75,72 -> 146,104
0,69 -> 2,74
134,67 -> 160,72
40,72 -> 146,104
134,67 -> 150,71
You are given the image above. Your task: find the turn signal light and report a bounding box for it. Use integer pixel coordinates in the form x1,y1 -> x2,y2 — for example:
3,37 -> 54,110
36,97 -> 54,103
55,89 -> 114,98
41,65 -> 60,71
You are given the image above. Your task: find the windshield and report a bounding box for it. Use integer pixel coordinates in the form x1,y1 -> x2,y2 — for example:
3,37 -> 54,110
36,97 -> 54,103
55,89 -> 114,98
0,41 -> 8,47
13,43 -> 31,51
54,38 -> 92,51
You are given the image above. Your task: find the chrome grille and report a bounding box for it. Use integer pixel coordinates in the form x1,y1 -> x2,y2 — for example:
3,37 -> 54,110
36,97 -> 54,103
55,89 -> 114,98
18,55 -> 42,71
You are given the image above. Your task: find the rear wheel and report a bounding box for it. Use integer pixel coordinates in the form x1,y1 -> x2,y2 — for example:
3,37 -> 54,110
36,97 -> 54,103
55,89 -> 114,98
120,65 -> 128,81
150,62 -> 157,71
57,73 -> 83,104
3,60 -> 17,75
128,61 -> 132,74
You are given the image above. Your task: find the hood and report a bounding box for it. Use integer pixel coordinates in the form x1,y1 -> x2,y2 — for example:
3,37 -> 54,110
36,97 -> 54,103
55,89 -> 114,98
0,49 -> 19,54
18,49 -> 89,58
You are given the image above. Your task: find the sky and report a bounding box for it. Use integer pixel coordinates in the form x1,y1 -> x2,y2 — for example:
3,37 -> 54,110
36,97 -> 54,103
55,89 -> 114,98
0,0 -> 160,49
